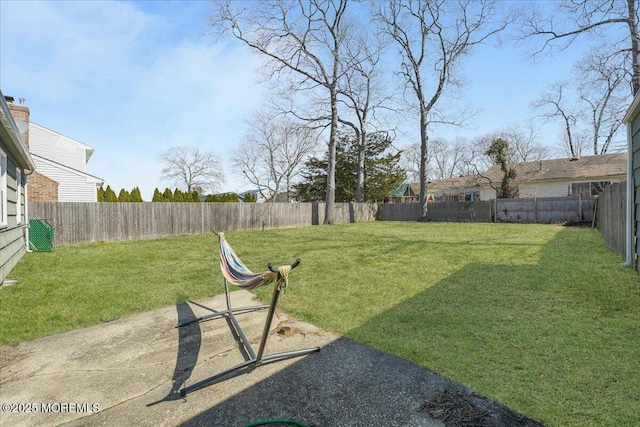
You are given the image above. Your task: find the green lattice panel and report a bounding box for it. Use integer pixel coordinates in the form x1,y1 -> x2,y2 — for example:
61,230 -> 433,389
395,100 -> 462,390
29,219 -> 54,252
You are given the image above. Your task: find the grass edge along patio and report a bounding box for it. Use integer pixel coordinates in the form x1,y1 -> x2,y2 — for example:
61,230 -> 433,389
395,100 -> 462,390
2,222 -> 639,426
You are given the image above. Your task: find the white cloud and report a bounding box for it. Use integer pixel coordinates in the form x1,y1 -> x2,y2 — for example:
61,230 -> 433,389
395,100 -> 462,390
1,0 -> 265,200
1,1 -> 154,100
3,1 -> 610,200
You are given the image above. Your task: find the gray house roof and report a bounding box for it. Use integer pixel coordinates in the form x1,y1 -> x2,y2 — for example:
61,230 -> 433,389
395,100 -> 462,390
482,153 -> 627,185
407,153 -> 627,196
409,176 -> 483,195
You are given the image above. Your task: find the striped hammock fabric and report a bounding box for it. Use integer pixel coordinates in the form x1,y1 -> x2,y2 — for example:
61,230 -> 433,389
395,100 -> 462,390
218,232 -> 280,290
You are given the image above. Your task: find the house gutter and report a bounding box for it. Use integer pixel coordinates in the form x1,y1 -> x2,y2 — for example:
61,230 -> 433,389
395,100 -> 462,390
24,184 -> 32,253
621,123 -> 633,267
620,92 -> 640,267
1,91 -> 37,253
0,91 -> 35,172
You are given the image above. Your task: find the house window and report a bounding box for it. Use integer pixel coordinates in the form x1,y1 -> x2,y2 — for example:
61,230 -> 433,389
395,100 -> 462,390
571,181 -> 611,197
0,148 -> 7,227
16,168 -> 22,224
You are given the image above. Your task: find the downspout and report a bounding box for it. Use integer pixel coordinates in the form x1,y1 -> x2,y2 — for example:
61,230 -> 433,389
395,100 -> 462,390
23,169 -> 35,253
621,123 -> 633,267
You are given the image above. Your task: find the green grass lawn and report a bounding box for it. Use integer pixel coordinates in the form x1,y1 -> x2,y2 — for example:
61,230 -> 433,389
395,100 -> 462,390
2,222 -> 639,426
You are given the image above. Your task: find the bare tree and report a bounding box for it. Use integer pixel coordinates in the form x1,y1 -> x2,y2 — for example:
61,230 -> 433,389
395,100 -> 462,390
532,82 -> 586,158
337,31 -> 393,202
401,124 -> 548,183
210,0 -> 351,224
474,124 -> 551,165
374,0 -> 509,221
501,124 -> 550,162
399,142 -> 423,182
158,146 -> 224,193
232,111 -> 317,202
429,138 -> 471,179
576,46 -> 628,154
533,47 -> 627,157
521,0 -> 640,95
401,137 -> 479,181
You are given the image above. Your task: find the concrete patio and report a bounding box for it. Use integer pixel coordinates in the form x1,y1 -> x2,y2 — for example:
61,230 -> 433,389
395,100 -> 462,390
0,290 -> 542,427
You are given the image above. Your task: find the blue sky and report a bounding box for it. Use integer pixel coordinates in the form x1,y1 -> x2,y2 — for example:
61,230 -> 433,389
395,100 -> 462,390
1,0 -> 598,201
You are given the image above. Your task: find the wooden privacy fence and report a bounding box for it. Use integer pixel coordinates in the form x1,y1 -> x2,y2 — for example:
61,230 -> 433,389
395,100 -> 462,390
494,196 -> 595,224
29,202 -> 378,247
29,192 -> 623,253
596,181 -> 626,258
379,196 -> 595,224
378,201 -> 493,222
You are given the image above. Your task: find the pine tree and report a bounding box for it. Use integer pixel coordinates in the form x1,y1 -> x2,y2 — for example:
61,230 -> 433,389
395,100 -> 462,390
243,192 -> 256,203
104,185 -> 118,202
130,187 -> 143,202
97,186 -> 105,202
152,188 -> 163,202
163,188 -> 173,202
191,191 -> 200,202
294,132 -> 405,202
173,188 -> 184,202
117,189 -> 130,202
205,192 -> 239,202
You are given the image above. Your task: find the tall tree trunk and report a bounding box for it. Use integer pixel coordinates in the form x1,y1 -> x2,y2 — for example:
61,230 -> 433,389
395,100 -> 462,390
418,109 -> 429,222
356,129 -> 366,203
325,88 -> 339,224
628,0 -> 640,95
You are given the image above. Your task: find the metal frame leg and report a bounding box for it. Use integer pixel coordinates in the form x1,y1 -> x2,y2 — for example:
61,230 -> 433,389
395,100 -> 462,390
176,280 -> 269,328
179,278 -> 320,395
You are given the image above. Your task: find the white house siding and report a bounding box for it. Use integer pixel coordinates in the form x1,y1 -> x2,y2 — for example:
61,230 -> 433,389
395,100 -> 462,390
518,181 -> 570,198
29,124 -> 91,173
481,188 -> 496,201
483,178 -> 626,200
32,156 -> 101,202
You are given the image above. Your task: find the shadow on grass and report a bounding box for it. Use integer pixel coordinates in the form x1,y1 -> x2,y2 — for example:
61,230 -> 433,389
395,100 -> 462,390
344,227 -> 640,426
170,227 -> 639,426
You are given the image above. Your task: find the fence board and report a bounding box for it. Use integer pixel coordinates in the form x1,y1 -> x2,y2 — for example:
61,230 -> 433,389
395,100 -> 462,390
495,196 -> 595,224
28,202 -> 378,247
377,197 -> 591,224
377,202 -> 493,222
597,181 -> 626,258
29,192 -> 624,260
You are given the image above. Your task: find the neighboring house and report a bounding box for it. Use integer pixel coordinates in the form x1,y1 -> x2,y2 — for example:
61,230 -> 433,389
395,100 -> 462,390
1,93 -> 36,283
480,153 -> 627,200
28,123 -> 103,202
406,153 -> 627,202
239,189 -> 261,201
409,176 -> 484,202
388,183 -> 418,203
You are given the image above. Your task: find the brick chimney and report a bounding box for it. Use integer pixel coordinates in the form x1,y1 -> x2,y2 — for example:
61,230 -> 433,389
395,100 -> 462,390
4,96 -> 30,148
4,96 -> 59,201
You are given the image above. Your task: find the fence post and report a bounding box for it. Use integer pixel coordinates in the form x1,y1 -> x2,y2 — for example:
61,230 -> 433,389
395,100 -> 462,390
493,199 -> 497,223
578,195 -> 582,221
533,197 -> 537,224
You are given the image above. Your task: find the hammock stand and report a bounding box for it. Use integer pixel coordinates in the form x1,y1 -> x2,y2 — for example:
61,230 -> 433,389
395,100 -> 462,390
177,232 -> 320,395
